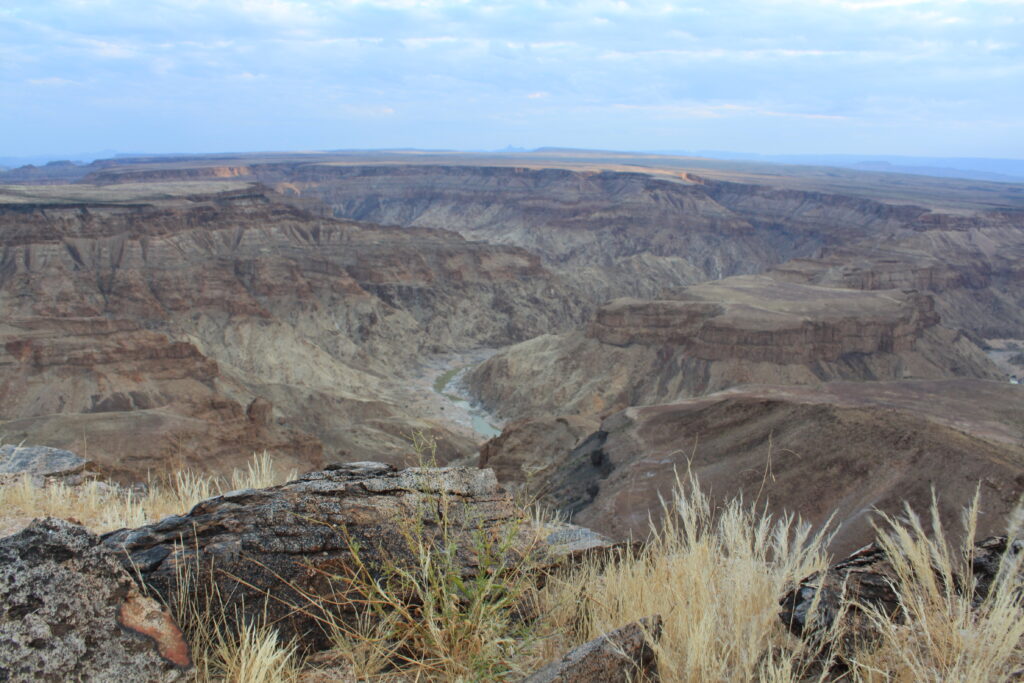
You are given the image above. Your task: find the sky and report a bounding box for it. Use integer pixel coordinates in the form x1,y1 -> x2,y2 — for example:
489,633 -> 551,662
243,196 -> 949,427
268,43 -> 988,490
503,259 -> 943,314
2,0 -> 1023,159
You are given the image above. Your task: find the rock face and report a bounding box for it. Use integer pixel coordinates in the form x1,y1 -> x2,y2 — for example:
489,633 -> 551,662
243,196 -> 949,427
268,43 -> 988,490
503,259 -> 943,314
4,154 -> 1023,480
0,518 -> 190,682
483,381 -> 1024,555
468,275 -> 999,421
523,616 -> 662,683
102,463 -> 584,645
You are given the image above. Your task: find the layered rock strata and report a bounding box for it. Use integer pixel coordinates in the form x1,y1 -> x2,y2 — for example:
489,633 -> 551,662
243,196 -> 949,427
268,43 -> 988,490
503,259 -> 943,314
0,184 -> 581,476
468,276 -> 999,421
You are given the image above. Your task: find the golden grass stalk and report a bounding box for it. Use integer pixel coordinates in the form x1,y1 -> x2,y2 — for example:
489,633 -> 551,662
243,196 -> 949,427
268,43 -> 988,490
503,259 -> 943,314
848,494 -> 1024,681
0,451 -> 295,533
538,470 -> 835,682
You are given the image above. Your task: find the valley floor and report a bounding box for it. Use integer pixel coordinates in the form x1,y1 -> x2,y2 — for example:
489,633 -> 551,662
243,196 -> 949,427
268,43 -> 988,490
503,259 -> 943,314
401,348 -> 504,446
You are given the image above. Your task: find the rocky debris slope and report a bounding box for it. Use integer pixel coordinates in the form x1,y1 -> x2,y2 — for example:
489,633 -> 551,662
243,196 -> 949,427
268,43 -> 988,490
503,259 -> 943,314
0,518 -> 190,681
479,380 -> 1024,555
478,415 -> 600,493
102,462 -> 610,645
468,275 -> 999,421
0,184 -> 582,477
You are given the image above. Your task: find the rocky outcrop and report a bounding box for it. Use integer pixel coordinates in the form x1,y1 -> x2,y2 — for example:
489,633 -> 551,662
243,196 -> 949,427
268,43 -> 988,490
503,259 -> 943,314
468,275 -> 1000,421
484,381 -> 1024,555
0,320 -> 324,479
478,415 -> 600,490
0,444 -> 90,485
523,616 -> 662,683
0,518 -> 190,681
589,277 -> 939,362
102,463 -> 603,645
769,242 -> 1024,339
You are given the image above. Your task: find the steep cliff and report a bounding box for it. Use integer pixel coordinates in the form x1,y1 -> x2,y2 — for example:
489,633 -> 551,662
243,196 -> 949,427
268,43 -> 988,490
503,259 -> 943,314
467,275 -> 1000,420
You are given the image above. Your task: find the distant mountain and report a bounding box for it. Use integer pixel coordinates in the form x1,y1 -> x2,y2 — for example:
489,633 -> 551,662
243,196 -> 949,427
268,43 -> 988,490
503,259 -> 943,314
684,151 -> 1024,183
0,150 -> 119,167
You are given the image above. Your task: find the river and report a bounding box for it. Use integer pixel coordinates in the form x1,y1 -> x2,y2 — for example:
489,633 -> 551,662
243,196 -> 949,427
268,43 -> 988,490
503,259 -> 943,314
406,348 -> 504,442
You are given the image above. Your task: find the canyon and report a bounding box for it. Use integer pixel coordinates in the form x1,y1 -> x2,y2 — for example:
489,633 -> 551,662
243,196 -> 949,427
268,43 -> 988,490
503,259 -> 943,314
2,149 -> 1023,551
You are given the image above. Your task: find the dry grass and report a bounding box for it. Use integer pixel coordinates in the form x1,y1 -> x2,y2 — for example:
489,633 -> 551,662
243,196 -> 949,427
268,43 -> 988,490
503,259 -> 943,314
293,496 -> 547,681
0,451 -> 296,533
536,475 -> 1023,682
169,547 -> 301,683
536,471 -> 836,681
847,498 -> 1024,681
3,449 -> 1020,682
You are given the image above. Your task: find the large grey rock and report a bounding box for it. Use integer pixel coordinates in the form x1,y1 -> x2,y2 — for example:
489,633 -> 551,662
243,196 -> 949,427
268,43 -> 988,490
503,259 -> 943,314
523,616 -> 662,682
0,518 -> 191,682
103,463 -> 596,647
0,445 -> 89,483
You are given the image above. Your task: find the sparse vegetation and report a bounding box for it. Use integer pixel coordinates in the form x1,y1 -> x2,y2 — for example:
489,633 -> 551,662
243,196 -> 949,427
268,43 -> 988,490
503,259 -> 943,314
432,367 -> 463,394
2,455 -> 1021,681
305,499 -> 545,680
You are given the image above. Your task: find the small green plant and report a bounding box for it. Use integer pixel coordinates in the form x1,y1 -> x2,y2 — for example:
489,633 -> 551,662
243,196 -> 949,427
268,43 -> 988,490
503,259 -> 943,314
432,367 -> 463,394
294,494 -> 546,680
406,429 -> 441,467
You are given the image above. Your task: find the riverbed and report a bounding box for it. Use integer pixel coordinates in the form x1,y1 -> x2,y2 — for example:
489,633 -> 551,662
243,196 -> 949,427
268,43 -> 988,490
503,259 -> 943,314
404,349 -> 504,442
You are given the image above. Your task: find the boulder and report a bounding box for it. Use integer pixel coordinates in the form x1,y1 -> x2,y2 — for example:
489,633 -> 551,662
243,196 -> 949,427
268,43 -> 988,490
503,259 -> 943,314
522,616 -> 662,683
0,518 -> 190,682
780,535 -> 1023,638
103,463 -> 605,646
0,444 -> 90,486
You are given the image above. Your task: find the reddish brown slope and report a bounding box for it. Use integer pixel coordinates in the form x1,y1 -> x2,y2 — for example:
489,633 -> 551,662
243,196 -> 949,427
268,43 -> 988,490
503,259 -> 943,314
482,380 -> 1024,555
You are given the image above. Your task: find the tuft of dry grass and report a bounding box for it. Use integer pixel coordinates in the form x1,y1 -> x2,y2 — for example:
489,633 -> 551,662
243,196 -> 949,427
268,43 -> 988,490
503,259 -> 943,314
169,546 -> 301,683
536,470 -> 837,682
0,451 -> 296,533
847,496 -> 1024,681
294,496 -> 547,681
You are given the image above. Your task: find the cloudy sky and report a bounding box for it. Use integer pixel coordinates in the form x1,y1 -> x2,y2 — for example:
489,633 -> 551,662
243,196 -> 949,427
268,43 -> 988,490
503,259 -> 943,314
2,0 -> 1022,159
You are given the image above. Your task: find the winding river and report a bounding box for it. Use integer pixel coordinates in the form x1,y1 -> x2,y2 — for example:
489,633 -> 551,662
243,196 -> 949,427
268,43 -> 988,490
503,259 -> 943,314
409,348 -> 504,441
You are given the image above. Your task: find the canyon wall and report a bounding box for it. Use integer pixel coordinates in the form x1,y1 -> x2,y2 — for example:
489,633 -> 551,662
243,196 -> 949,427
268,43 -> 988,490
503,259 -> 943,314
0,185 -> 583,477
467,275 -> 1000,420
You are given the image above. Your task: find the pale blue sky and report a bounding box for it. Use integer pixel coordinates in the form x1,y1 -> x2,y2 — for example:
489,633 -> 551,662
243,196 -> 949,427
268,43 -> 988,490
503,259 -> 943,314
2,0 -> 1023,158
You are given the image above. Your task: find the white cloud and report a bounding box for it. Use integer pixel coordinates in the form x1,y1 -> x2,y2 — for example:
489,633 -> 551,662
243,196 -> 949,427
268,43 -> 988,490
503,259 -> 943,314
613,102 -> 848,121
27,76 -> 78,86
341,104 -> 396,116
